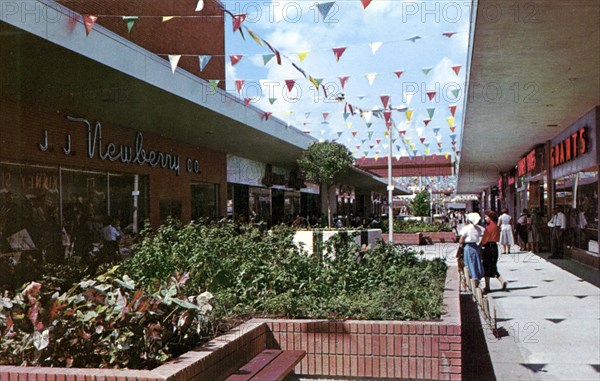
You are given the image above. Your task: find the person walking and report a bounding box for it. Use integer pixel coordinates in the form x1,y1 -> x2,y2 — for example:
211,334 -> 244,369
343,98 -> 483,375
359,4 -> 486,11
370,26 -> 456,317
516,209 -> 529,251
458,212 -> 485,289
479,210 -> 507,293
527,208 -> 543,253
498,208 -> 515,254
547,206 -> 567,259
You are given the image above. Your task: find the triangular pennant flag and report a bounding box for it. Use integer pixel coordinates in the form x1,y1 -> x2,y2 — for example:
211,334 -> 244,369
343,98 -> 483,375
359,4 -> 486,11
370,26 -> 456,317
449,105 -> 457,117
399,130 -> 407,135
337,132 -> 343,137
416,127 -> 424,136
450,126 -> 457,133
394,70 -> 404,78
346,122 -> 352,128
433,128 -> 440,135
423,119 -> 431,126
420,138 -> 426,144
122,16 -> 138,33
405,110 -> 413,122
263,54 -> 275,66
361,0 -> 373,9
385,121 -> 392,129
405,138 -> 411,143
362,139 -> 367,144
352,131 -> 358,137
235,80 -> 244,94
365,73 -> 377,86
230,54 -> 243,66
285,80 -> 296,93
339,76 -> 349,89
404,92 -> 414,106
263,40 -> 282,65
364,151 -> 369,156
162,16 -> 176,22
447,116 -> 455,126
332,47 -> 347,62
269,98 -> 277,105
362,111 -> 373,123
244,98 -> 252,106
368,131 -> 374,140
425,143 -> 430,149
309,76 -> 323,89
366,123 -> 372,129
298,51 -> 309,62
383,110 -> 392,123
451,88 -> 460,98
323,112 -> 330,120
198,55 -> 212,71
427,108 -> 435,119
380,95 -> 390,109
422,67 -> 432,75
168,55 -> 181,74
426,91 -> 436,101
195,0 -> 204,11
406,35 -> 421,42
451,65 -> 462,75
376,138 -> 381,144
450,134 -> 457,141
247,29 -> 263,46
232,14 -> 246,32
261,112 -> 272,120
83,15 -> 98,36
443,31 -> 456,38
208,80 -> 219,93
369,41 -> 382,54
436,135 -> 443,142
317,2 -> 335,20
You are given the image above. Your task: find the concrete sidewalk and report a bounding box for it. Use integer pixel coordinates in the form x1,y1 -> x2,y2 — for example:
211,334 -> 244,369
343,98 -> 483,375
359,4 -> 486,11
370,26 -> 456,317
416,243 -> 600,380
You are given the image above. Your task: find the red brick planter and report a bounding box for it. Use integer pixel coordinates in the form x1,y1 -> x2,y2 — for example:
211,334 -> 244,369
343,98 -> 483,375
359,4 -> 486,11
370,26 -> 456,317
0,267 -> 461,381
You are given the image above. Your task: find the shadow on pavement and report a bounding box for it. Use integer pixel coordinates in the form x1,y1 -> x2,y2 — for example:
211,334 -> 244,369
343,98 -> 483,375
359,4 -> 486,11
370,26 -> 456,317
537,252 -> 600,287
461,293 -> 497,381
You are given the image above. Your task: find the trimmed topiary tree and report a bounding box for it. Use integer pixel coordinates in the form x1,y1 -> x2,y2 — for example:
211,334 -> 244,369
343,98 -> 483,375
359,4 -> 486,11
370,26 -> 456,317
298,141 -> 354,228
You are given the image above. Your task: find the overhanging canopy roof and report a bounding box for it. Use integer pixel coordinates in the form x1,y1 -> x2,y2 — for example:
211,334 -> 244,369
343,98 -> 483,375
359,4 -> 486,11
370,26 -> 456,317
0,0 -> 314,169
457,0 -> 600,193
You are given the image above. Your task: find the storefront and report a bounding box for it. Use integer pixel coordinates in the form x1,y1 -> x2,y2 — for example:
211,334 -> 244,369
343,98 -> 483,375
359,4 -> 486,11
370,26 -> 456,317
0,99 -> 227,258
549,107 -> 599,264
226,155 -> 320,226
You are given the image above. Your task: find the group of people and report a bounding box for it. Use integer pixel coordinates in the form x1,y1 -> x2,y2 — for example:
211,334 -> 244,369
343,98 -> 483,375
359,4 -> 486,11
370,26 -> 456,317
458,211 -> 507,294
458,206 -> 572,293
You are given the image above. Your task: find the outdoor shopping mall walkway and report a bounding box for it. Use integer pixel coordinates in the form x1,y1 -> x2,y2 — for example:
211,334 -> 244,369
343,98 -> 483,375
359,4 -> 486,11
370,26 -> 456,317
418,243 -> 600,381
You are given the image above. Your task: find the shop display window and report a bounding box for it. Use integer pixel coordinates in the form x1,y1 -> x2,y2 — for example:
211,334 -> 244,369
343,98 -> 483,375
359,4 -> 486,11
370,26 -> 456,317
284,191 -> 301,221
191,182 -> 219,221
0,163 -> 60,255
554,167 -> 598,253
249,187 -> 271,224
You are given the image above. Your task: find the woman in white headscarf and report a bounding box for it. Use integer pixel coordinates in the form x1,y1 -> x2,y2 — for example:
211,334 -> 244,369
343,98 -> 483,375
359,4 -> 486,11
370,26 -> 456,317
458,212 -> 485,287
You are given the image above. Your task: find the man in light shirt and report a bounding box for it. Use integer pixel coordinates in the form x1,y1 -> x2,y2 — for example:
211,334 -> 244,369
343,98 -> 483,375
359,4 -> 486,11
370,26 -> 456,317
547,206 -> 567,259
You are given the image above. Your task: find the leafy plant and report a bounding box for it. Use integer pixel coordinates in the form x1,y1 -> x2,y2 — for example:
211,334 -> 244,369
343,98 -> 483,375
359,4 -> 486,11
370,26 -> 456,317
298,141 -> 354,227
0,267 -> 214,369
411,190 -> 431,217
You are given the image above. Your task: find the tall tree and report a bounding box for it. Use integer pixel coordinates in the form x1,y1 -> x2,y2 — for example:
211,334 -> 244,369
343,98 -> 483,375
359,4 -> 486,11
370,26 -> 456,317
298,141 -> 354,228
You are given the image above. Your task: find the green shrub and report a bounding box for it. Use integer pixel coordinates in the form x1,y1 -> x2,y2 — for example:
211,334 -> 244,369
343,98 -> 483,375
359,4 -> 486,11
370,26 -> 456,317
387,220 -> 452,233
0,267 -> 214,369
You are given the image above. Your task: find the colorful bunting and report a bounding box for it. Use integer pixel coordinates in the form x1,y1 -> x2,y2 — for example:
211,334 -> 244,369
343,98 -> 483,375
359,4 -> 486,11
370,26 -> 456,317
361,0 -> 373,9
285,80 -> 296,92
298,51 -> 309,63
199,55 -> 212,71
405,110 -> 413,122
208,80 -> 219,93
168,55 -> 181,74
316,2 -> 336,20
247,29 -> 263,47
261,112 -> 272,120
332,47 -> 347,62
230,54 -> 243,66
426,108 -> 435,119
365,73 -> 377,86
232,14 -> 246,32
383,110 -> 392,123
380,95 -> 390,109
195,0 -> 204,12
422,67 -> 432,75
451,65 -> 462,75
451,88 -> 460,98
449,105 -> 457,117
162,16 -> 176,22
262,54 -> 275,66
268,98 -> 277,105
122,16 -> 138,33
369,42 -> 383,54
442,31 -> 456,38
83,15 -> 98,36
235,80 -> 244,93
394,70 -> 404,78
447,116 -> 455,126
423,119 -> 431,126
339,76 -> 349,89
426,91 -> 436,101
406,35 -> 421,43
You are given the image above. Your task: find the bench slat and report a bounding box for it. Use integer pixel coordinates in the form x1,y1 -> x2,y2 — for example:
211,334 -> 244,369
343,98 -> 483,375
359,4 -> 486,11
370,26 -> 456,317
224,349 -> 282,381
251,350 -> 305,381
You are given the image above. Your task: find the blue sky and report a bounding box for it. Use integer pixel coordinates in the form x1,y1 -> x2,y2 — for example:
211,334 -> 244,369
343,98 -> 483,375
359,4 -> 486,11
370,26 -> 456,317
221,0 -> 472,160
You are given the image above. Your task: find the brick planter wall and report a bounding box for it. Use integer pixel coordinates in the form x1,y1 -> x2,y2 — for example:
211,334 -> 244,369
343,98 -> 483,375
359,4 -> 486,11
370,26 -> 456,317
1,267 -> 461,381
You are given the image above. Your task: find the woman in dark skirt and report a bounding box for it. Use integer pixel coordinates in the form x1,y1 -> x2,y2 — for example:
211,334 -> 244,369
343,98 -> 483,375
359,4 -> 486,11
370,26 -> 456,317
480,210 -> 507,293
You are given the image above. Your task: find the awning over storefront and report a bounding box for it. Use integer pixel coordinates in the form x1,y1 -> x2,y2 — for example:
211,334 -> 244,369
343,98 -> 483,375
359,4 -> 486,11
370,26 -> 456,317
457,0 -> 599,193
0,0 -> 315,169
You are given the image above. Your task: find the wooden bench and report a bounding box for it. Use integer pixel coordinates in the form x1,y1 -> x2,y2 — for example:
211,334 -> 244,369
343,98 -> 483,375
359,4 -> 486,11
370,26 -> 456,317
225,349 -> 305,381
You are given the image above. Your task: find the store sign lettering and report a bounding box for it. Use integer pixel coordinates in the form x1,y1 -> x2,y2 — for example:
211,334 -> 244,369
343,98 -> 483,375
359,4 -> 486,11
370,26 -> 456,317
550,127 -> 589,168
36,117 -> 202,176
517,149 -> 538,177
0,171 -> 58,192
